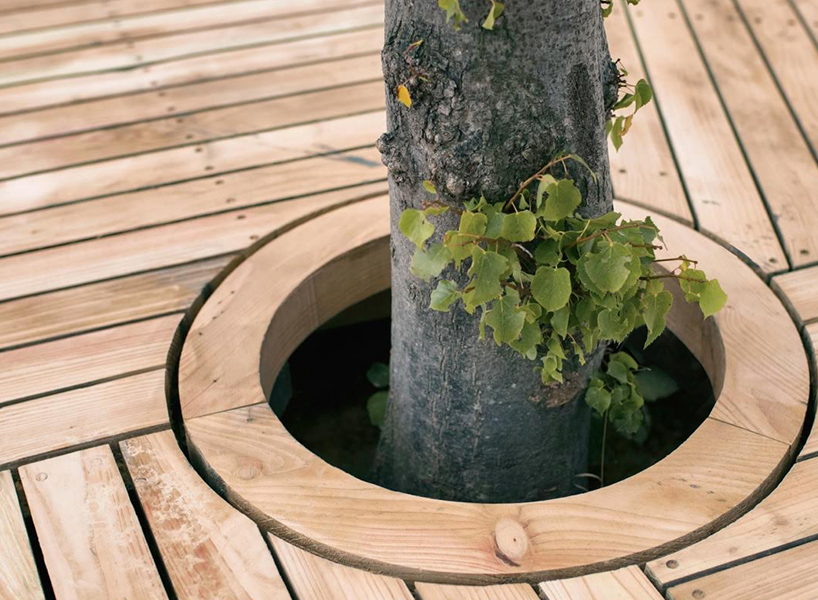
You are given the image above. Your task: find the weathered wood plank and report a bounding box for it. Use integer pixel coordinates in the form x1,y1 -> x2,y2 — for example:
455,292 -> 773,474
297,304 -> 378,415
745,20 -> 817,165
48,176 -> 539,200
540,567 -> 662,600
19,446 -> 168,600
0,371 -> 167,466
800,323 -> 818,457
627,0 -> 786,272
0,4 -> 383,87
0,147 -> 384,256
121,431 -> 291,599
771,266 -> 818,323
792,0 -> 818,43
666,540 -> 818,600
0,183 -> 385,302
0,256 -> 230,350
0,79 -> 384,180
646,457 -> 818,586
0,52 -> 380,146
0,28 -> 383,116
416,582 -> 539,600
0,110 -> 384,215
0,314 -> 180,404
269,536 -> 413,600
604,5 -> 692,224
682,0 -> 818,266
0,471 -> 44,600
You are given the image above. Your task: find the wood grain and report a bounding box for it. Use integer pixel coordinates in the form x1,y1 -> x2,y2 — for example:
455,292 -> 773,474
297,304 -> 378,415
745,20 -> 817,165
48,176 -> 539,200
539,567 -> 662,600
19,446 -> 168,600
771,266 -> 818,323
683,0 -> 818,266
646,457 -> 818,586
0,370 -> 168,466
0,314 -> 180,405
270,537 -> 413,600
627,0 -> 786,272
666,540 -> 818,600
416,582 -> 539,600
0,471 -> 44,600
800,323 -> 818,457
0,110 -> 385,215
121,431 -> 291,599
604,5 -> 692,224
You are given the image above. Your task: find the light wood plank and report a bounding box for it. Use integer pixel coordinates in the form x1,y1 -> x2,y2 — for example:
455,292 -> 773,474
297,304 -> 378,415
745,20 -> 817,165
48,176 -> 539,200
19,446 -> 168,600
792,0 -> 818,43
0,471 -> 44,600
604,5 -> 692,224
683,0 -> 818,266
121,430 -> 290,600
0,371 -> 167,466
540,567 -> 662,600
0,52 -> 380,146
0,4 -> 384,87
738,0 -> 818,159
800,323 -> 818,457
771,266 -> 818,323
0,80 -> 383,180
0,182 -> 386,301
0,314 -> 180,404
0,147 -> 384,256
417,582 -> 539,600
646,457 -> 818,586
269,536 -> 413,600
667,540 -> 818,600
0,0 -> 367,61
0,256 -> 231,350
627,0 -> 786,272
0,110 -> 385,216
0,28 -> 383,116
0,0 -> 100,15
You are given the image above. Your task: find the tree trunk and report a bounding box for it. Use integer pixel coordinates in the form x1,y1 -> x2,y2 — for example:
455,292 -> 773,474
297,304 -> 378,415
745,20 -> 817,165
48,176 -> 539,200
376,0 -> 617,502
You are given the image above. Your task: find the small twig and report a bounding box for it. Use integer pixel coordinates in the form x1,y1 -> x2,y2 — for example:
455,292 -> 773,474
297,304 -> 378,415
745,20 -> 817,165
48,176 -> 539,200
640,274 -> 706,283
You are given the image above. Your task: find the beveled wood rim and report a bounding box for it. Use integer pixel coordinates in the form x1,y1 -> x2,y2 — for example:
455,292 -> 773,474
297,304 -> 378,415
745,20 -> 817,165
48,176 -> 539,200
177,196 -> 809,584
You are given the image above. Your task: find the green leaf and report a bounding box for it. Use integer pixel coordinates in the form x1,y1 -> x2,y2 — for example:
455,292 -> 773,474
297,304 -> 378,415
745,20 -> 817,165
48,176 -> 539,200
482,0 -> 504,30
531,267 -> 572,312
643,290 -> 673,348
610,116 -> 624,151
536,174 -> 557,208
606,360 -> 632,385
636,367 -> 680,402
459,211 -> 488,236
438,0 -> 468,29
501,211 -> 537,242
367,390 -> 389,427
598,308 -> 630,342
609,352 -> 638,370
541,179 -> 582,222
430,280 -> 460,311
485,293 -> 526,345
399,209 -> 434,248
410,243 -> 452,281
484,205 -> 506,239
585,386 -> 611,416
463,248 -> 508,309
699,279 -> 727,318
366,362 -> 389,388
635,79 -> 653,109
583,243 -> 632,293
423,180 -> 437,194
534,239 -> 561,267
510,320 -> 543,359
551,305 -> 570,338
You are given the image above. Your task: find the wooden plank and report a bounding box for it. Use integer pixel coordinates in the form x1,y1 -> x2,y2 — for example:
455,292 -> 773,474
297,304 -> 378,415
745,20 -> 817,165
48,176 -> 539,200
666,540 -> 818,600
539,567 -> 662,600
0,182 -> 385,301
0,4 -> 384,87
771,266 -> 818,323
0,256 -> 229,350
0,371 -> 167,466
800,323 -> 818,457
737,0 -> 818,158
0,314 -> 180,404
0,110 -> 385,216
0,0 -> 368,61
792,0 -> 818,44
269,536 -> 413,600
0,52 -> 381,146
0,471 -> 44,600
0,28 -> 383,116
627,1 -> 786,273
603,5 -> 692,224
20,446 -> 168,600
0,0 -> 98,16
0,147 -> 384,256
416,582 -> 539,600
0,79 -> 384,180
646,457 -> 818,586
121,431 -> 291,599
682,0 -> 818,266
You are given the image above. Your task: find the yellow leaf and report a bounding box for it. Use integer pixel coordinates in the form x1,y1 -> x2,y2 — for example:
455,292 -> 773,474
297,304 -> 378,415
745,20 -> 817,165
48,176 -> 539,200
397,85 -> 412,108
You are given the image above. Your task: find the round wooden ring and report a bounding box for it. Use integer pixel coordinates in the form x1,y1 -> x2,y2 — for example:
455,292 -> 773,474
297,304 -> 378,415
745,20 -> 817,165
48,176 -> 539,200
178,195 -> 809,584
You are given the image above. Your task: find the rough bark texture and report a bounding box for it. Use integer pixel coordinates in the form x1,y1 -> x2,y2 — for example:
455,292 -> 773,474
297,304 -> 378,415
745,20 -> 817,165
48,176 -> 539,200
376,0 -> 617,502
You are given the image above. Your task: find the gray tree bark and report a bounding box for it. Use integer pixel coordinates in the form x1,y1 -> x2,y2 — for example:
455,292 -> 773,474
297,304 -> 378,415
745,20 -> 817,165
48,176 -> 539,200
376,0 -> 618,502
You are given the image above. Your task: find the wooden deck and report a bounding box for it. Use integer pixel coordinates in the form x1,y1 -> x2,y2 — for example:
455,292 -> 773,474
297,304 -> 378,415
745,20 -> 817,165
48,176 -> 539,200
0,0 -> 816,598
